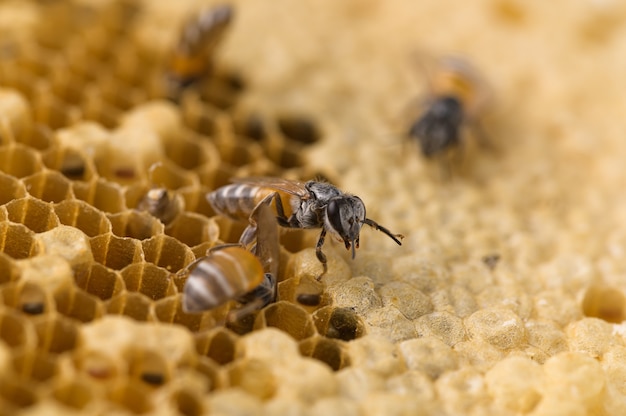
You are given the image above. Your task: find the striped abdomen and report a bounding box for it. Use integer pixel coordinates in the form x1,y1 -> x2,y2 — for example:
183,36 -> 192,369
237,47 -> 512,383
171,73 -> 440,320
183,247 -> 264,313
207,184 -> 277,221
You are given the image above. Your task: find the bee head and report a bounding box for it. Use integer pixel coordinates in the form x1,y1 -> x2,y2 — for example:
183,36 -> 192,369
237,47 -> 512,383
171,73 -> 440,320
326,196 -> 366,259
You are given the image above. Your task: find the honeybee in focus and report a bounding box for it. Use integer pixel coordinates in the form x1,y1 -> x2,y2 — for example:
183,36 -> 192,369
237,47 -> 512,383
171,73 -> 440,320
408,56 -> 490,158
137,188 -> 184,226
182,203 -> 279,320
207,177 -> 404,276
166,4 -> 234,98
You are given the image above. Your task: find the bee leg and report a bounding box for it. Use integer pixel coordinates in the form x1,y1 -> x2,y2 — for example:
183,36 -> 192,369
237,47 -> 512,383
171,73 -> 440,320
271,192 -> 294,227
241,192 -> 276,248
315,229 -> 328,280
362,218 -> 404,245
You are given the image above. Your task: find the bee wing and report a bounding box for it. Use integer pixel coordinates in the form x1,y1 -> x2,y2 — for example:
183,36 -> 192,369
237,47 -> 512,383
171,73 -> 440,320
251,203 -> 280,277
231,177 -> 308,198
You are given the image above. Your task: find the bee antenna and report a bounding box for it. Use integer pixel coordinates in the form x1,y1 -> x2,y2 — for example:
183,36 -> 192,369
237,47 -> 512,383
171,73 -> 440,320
362,218 -> 404,245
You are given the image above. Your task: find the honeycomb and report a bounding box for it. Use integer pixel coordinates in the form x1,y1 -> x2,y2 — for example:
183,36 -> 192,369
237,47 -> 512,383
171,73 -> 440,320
1,0 -> 626,414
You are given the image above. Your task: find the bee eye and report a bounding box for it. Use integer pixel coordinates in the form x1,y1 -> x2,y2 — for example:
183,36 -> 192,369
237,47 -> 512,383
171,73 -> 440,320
326,199 -> 344,233
327,199 -> 339,218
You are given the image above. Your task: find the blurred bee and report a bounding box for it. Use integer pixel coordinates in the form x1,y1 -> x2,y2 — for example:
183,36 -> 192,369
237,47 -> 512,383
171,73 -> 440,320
408,56 -> 489,158
166,4 -> 234,98
207,177 -> 404,275
137,188 -> 184,226
182,203 -> 279,320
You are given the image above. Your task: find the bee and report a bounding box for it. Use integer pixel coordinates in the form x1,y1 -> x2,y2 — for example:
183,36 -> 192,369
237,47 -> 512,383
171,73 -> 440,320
166,4 -> 234,97
136,188 -> 184,226
408,56 -> 489,158
207,177 -> 404,275
182,203 -> 279,320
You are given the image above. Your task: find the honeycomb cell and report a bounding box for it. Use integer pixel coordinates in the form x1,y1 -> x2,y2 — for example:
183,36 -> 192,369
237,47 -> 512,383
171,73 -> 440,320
42,145 -> 96,181
108,380 -> 153,414
0,143 -> 43,178
54,199 -> 112,237
11,349 -> 58,383
81,87 -> 122,129
54,287 -> 104,323
227,358 -> 277,400
171,389 -> 205,416
0,252 -> 19,285
142,234 -> 195,274
581,284 -> 626,323
73,178 -> 127,213
378,281 -> 433,320
196,161 -> 237,190
0,88 -> 33,144
195,327 -> 239,365
148,159 -> 199,190
52,118 -> 110,158
215,137 -> 264,168
0,281 -> 51,316
254,301 -> 317,341
180,94 -> 221,136
0,171 -> 27,205
277,274 -> 325,311
165,212 -> 219,249
178,185 -> 216,218
232,111 -> 266,142
90,233 -> 144,270
485,356 -> 542,413
51,379 -> 93,410
153,295 -> 218,333
32,89 -> 81,129
163,131 -> 219,171
99,75 -> 146,111
0,377 -> 38,410
121,262 -> 176,301
23,170 -> 73,203
415,311 -> 467,347
347,337 -> 404,377
74,348 -> 120,381
212,216 -> 248,246
465,307 -> 526,350
0,222 -> 40,259
327,276 -> 382,314
566,317 -> 614,358
34,314 -> 79,354
49,72 -> 84,109
4,196 -> 59,233
299,336 -> 350,371
36,225 -> 94,269
195,356 -> 227,392
108,210 -> 164,240
264,139 -> 304,169
74,262 -> 125,301
0,307 -> 37,349
125,348 -> 170,387
398,337 -> 459,379
313,306 -> 365,341
106,292 -> 154,322
276,114 -> 321,145
21,124 -> 55,151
